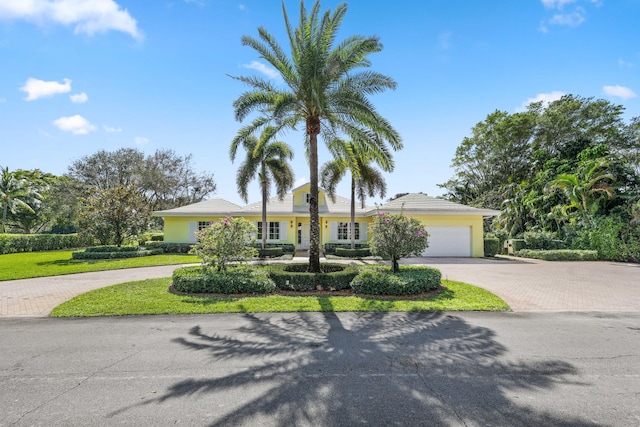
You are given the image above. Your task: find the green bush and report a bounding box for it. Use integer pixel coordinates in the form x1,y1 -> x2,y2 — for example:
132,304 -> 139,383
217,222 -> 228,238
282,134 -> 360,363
350,265 -> 442,296
507,239 -> 526,254
143,242 -> 193,253
84,245 -> 140,253
71,248 -> 163,260
572,215 -> 640,262
267,263 -> 358,291
150,234 -> 164,241
172,266 -> 276,294
0,233 -> 93,255
252,242 -> 295,254
335,247 -> 371,258
523,232 -> 565,250
516,249 -> 598,261
323,243 -> 369,255
257,247 -> 283,258
483,237 -> 500,257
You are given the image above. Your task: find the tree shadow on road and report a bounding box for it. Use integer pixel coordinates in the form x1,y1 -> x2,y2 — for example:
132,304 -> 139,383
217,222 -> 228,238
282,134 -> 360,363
111,310 -> 598,426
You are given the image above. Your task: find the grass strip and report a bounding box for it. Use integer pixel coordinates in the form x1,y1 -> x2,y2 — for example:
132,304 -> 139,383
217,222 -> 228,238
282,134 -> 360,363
0,250 -> 199,281
50,277 -> 510,317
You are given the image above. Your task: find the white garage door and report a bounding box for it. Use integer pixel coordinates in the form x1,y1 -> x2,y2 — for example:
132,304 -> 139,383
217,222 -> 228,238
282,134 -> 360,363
422,226 -> 471,257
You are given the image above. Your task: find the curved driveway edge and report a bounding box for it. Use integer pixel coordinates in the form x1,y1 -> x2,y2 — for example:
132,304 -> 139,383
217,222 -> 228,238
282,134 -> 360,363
1,257 -> 639,317
403,257 -> 640,312
0,265 -> 191,317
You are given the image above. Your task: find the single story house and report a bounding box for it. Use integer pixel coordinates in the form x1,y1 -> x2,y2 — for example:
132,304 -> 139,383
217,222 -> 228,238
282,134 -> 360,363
152,183 -> 499,257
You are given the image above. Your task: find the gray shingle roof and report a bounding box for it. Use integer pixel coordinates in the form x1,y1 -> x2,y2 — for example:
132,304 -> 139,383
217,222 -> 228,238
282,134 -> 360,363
370,193 -> 500,217
152,198 -> 243,217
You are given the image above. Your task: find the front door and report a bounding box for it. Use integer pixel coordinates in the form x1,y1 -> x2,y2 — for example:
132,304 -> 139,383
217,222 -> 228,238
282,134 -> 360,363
297,222 -> 310,250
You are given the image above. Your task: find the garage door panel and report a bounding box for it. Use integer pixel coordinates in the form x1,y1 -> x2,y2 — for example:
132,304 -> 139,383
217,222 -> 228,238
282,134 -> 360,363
422,226 -> 471,257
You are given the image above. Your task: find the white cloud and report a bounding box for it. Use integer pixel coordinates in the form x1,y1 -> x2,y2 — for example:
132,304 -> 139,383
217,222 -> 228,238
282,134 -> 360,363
103,125 -> 121,133
70,92 -> 88,103
293,177 -> 308,188
518,91 -> 565,111
541,0 -> 577,9
20,77 -> 71,101
618,58 -> 634,68
0,0 -> 142,40
549,8 -> 585,27
134,136 -> 149,145
53,114 -> 96,135
603,85 -> 637,99
243,61 -> 282,82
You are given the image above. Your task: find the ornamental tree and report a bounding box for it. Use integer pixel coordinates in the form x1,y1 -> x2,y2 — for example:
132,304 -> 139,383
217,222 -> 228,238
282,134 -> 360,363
190,216 -> 258,271
369,212 -> 429,273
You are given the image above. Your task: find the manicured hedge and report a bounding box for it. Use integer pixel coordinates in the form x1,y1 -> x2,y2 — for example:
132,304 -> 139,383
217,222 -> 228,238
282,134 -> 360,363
267,263 -> 359,291
257,247 -> 283,258
251,242 -> 295,254
0,233 -> 93,254
516,249 -> 598,261
323,243 -> 370,255
143,242 -> 193,253
72,248 -> 164,260
172,266 -> 276,294
84,245 -> 140,253
351,265 -> 442,296
335,247 -> 371,258
484,237 -> 500,257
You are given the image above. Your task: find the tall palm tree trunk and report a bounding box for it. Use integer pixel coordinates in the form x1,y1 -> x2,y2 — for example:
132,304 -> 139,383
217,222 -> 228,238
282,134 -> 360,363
2,203 -> 7,233
308,129 -> 321,273
350,177 -> 356,249
261,177 -> 268,250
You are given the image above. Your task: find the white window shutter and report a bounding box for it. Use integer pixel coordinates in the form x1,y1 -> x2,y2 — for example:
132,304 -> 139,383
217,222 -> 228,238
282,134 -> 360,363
188,221 -> 197,243
360,223 -> 368,242
280,221 -> 288,241
330,221 -> 338,241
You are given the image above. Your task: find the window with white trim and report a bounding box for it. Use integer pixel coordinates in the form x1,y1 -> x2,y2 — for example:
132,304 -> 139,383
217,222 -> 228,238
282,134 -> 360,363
337,222 -> 359,240
257,221 -> 280,240
198,221 -> 211,231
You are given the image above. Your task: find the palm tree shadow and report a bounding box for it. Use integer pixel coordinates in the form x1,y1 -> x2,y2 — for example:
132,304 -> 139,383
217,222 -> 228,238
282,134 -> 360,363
110,311 -> 600,426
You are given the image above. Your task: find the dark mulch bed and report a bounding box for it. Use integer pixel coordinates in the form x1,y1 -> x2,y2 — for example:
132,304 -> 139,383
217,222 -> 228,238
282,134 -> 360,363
169,285 -> 446,300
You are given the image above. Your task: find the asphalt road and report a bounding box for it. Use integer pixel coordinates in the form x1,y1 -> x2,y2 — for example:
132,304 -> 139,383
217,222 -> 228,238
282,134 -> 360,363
1,312 -> 639,426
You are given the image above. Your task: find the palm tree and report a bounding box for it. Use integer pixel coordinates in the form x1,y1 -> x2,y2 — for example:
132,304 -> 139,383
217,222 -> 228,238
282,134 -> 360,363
230,0 -> 401,272
230,127 -> 294,249
0,167 -> 37,233
546,158 -> 616,217
321,140 -> 392,249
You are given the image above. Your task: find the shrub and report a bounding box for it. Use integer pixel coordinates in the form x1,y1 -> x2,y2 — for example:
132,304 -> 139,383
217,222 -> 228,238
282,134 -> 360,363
172,266 -> 276,294
335,247 -> 371,258
144,242 -> 193,253
516,249 -> 598,261
369,212 -> 429,272
150,234 -> 164,241
507,239 -> 526,254
523,231 -> 565,250
71,247 -> 163,259
252,242 -> 295,254
267,263 -> 358,291
323,243 -> 369,255
257,247 -> 283,258
84,245 -> 140,253
190,217 -> 257,271
0,233 -> 93,254
484,237 -> 500,257
350,265 -> 442,296
572,215 -> 640,262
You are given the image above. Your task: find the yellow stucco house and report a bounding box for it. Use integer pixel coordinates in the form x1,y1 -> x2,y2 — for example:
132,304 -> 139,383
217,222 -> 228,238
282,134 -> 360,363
153,183 -> 499,257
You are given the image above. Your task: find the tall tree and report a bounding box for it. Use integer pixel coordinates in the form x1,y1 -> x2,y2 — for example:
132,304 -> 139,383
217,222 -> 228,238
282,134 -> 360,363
321,140 -> 392,248
230,126 -> 295,249
231,0 -> 401,272
0,167 -> 39,233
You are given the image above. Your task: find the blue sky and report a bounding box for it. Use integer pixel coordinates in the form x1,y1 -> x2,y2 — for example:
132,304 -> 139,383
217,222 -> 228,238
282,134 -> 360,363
1,0 -> 638,206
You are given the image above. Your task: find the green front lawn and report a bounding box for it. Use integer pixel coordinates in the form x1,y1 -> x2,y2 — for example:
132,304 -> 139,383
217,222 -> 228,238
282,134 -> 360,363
50,277 -> 510,317
0,250 -> 199,281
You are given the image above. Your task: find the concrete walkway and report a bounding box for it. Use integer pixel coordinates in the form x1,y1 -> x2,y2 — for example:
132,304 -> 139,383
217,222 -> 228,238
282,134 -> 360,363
1,257 -> 639,317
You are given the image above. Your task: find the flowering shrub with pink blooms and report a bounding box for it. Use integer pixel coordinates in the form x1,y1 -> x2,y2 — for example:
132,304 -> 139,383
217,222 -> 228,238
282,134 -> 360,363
369,212 -> 429,273
189,216 -> 258,271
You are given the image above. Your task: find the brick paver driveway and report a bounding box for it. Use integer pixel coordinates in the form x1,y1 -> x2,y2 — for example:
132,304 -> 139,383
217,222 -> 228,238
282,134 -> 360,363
403,256 -> 640,312
1,257 -> 638,316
